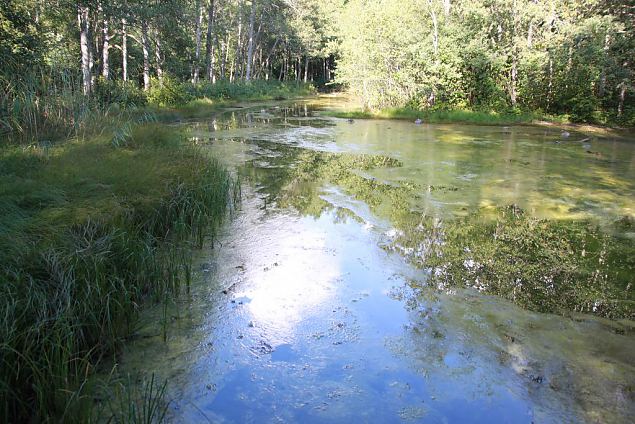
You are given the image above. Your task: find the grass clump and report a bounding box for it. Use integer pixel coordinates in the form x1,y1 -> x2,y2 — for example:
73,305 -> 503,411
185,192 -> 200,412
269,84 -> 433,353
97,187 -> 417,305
0,124 -> 237,422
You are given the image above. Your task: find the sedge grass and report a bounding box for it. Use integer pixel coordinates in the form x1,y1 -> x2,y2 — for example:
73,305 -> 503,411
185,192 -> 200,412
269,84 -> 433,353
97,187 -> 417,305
0,123 -> 238,422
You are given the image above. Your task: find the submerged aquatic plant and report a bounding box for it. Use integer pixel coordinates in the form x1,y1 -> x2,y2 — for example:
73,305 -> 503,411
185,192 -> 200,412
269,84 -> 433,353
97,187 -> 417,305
392,206 -> 635,320
241,146 -> 634,320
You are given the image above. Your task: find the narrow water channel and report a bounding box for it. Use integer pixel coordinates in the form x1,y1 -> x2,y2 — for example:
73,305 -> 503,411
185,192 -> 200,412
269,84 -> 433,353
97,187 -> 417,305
115,97 -> 635,423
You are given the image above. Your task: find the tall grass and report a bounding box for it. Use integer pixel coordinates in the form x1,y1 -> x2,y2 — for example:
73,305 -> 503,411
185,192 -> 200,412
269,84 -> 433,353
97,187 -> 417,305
0,124 -> 238,422
1,65 -> 314,145
0,66 -> 148,146
147,78 -> 315,107
0,67 -> 90,143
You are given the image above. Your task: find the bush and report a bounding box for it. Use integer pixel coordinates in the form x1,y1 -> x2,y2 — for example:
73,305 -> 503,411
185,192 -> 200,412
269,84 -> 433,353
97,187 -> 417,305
185,79 -> 314,101
93,78 -> 147,109
568,95 -> 598,123
147,76 -> 193,106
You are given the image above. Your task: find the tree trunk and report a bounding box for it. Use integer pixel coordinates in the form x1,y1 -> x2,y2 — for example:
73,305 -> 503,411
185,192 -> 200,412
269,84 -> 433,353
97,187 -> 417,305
192,0 -> 203,83
154,29 -> 163,81
232,7 -> 243,83
221,34 -> 228,79
141,19 -> 150,91
547,56 -> 553,109
598,33 -> 610,98
427,0 -> 439,56
510,55 -> 518,106
78,4 -> 92,94
279,55 -> 285,81
245,0 -> 256,81
618,60 -> 628,117
89,17 -> 95,88
212,33 -> 218,83
265,57 -> 270,80
618,82 -> 627,117
303,55 -> 309,83
121,18 -> 128,81
205,0 -> 215,81
442,0 -> 451,17
510,0 -> 518,107
101,7 -> 109,79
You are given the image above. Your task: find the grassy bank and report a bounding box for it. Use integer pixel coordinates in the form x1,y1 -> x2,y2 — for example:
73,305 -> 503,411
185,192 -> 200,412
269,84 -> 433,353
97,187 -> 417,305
1,73 -> 314,145
0,75 -> 308,421
322,105 -> 635,138
322,107 -> 563,126
0,124 -> 238,422
145,79 -> 314,118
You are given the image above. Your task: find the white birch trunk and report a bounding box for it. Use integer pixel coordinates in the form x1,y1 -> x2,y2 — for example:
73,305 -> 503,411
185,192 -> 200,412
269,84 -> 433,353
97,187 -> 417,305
205,0 -> 215,81
442,0 -> 451,17
78,4 -> 92,95
102,16 -> 110,79
245,0 -> 257,81
154,29 -> 163,81
121,18 -> 128,81
142,19 -> 150,91
193,0 -> 203,83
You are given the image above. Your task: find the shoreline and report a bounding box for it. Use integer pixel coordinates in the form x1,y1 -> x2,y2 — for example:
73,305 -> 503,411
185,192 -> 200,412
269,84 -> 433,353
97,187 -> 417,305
318,104 -> 634,140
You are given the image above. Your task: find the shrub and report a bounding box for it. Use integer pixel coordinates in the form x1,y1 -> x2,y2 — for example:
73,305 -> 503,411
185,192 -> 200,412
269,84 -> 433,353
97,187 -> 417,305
568,95 -> 598,123
147,76 -> 193,106
93,78 -> 147,109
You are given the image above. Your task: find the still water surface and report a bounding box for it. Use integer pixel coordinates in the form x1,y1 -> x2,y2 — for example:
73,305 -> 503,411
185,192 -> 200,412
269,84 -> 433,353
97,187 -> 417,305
117,97 -> 635,423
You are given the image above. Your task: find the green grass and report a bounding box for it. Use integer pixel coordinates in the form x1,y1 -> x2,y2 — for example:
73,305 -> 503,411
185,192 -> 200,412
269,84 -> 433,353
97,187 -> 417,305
0,124 -> 238,422
322,107 -> 567,126
1,69 -> 314,146
0,74 -> 308,421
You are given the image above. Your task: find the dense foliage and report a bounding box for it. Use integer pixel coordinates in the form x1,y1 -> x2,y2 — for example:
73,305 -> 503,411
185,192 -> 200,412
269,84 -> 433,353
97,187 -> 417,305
0,0 -> 333,143
1,0 -> 632,134
336,0 -> 634,124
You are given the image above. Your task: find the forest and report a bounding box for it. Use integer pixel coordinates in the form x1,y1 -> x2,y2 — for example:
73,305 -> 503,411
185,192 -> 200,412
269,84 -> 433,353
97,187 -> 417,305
2,0 -> 633,137
1,0 -> 634,422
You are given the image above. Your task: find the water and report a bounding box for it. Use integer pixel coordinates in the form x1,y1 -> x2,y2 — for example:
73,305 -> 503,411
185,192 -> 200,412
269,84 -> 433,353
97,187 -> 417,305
115,97 -> 635,423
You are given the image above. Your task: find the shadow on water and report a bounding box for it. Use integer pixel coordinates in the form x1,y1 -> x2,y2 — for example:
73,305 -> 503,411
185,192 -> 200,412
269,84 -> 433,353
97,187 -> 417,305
113,97 -> 635,423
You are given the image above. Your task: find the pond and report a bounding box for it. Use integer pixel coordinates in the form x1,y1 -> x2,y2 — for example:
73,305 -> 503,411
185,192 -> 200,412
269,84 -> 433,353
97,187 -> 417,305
114,97 -> 635,423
